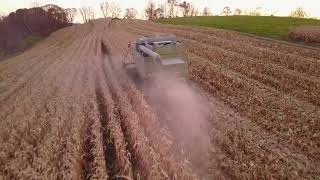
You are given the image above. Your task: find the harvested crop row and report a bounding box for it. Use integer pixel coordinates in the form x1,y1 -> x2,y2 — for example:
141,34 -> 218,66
0,27 -> 87,114
101,58 -> 168,179
0,24 -> 79,73
0,36 -> 79,103
205,93 -> 320,179
0,28 -> 107,179
52,34 -> 108,179
127,27 -> 320,154
135,20 -> 320,59
111,41 -> 198,178
76,49 -> 109,179
80,29 -> 135,178
125,84 -> 198,178
173,30 -> 320,77
98,27 -> 200,179
188,54 -> 320,160
128,21 -> 320,78
95,70 -> 134,178
184,38 -> 320,106
0,36 -> 88,147
81,100 -> 109,179
127,25 -> 320,106
119,24 -> 320,179
0,37 -> 84,167
94,30 -> 168,177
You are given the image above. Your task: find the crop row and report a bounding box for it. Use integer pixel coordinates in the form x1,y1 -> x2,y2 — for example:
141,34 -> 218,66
126,24 -> 320,164
122,25 -> 320,179
135,20 -> 320,60
187,54 -> 320,160
127,23 -> 320,106
130,21 -> 320,78
98,27 -> 199,179
0,30 -> 108,178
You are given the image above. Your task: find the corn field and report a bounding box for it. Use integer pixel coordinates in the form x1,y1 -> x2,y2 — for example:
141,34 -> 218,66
0,19 -> 319,179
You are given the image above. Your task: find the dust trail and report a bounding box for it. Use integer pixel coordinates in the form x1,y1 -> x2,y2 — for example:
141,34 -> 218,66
142,73 -> 211,167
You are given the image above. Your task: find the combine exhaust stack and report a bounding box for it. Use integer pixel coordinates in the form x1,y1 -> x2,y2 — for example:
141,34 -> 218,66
125,35 -> 187,80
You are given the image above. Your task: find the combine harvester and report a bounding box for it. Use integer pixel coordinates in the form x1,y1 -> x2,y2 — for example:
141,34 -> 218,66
124,35 -> 187,84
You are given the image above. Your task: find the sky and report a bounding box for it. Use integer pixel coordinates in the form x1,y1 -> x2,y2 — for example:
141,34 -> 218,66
1,0 -> 320,21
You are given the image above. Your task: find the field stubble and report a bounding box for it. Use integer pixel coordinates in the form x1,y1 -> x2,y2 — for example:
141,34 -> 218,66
0,19 -> 319,180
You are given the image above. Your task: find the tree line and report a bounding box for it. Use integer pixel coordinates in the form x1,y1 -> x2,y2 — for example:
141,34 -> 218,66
77,0 -> 312,23
0,4 -> 75,52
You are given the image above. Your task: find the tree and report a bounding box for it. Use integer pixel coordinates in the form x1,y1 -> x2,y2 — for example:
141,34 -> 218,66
179,1 -> 192,17
155,8 -> 164,19
0,5 -> 71,51
167,0 -> 178,18
110,2 -> 121,18
65,8 -> 77,23
250,7 -> 262,16
43,4 -> 70,23
290,7 -> 308,18
145,1 -> 156,20
124,8 -> 138,19
100,2 -> 110,18
202,7 -> 211,16
233,8 -> 242,16
79,6 -> 95,23
189,4 -> 198,17
221,6 -> 232,16
159,4 -> 168,18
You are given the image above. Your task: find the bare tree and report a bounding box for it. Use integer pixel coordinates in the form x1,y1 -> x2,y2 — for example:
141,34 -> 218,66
189,4 -> 198,17
202,7 -> 211,16
290,7 -> 308,18
155,8 -> 165,19
159,4 -> 168,18
221,6 -> 232,16
79,6 -> 95,23
100,2 -> 110,18
65,8 -> 77,23
179,1 -> 192,17
110,2 -> 121,18
167,0 -> 178,18
145,1 -> 156,20
233,8 -> 242,16
124,8 -> 138,19
250,7 -> 262,16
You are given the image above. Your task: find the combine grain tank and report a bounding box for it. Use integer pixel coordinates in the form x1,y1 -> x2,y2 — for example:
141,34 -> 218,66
125,35 -> 187,80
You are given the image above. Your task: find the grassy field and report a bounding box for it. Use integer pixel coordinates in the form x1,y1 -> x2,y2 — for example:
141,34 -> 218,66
159,16 -> 320,40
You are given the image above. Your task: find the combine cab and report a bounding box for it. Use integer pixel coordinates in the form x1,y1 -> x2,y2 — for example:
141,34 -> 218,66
125,35 -> 187,80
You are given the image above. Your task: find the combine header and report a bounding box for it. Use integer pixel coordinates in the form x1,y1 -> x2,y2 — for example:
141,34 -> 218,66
125,35 -> 187,80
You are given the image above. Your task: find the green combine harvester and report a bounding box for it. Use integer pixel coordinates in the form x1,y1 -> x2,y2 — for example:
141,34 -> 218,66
125,35 -> 187,80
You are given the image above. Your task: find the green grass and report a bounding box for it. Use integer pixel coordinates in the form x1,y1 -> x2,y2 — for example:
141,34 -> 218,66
159,16 -> 320,40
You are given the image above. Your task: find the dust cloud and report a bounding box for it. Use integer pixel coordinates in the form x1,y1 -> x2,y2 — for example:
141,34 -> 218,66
142,73 -> 211,166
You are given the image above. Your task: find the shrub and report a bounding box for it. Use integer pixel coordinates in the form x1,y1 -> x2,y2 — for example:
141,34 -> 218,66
288,26 -> 320,43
